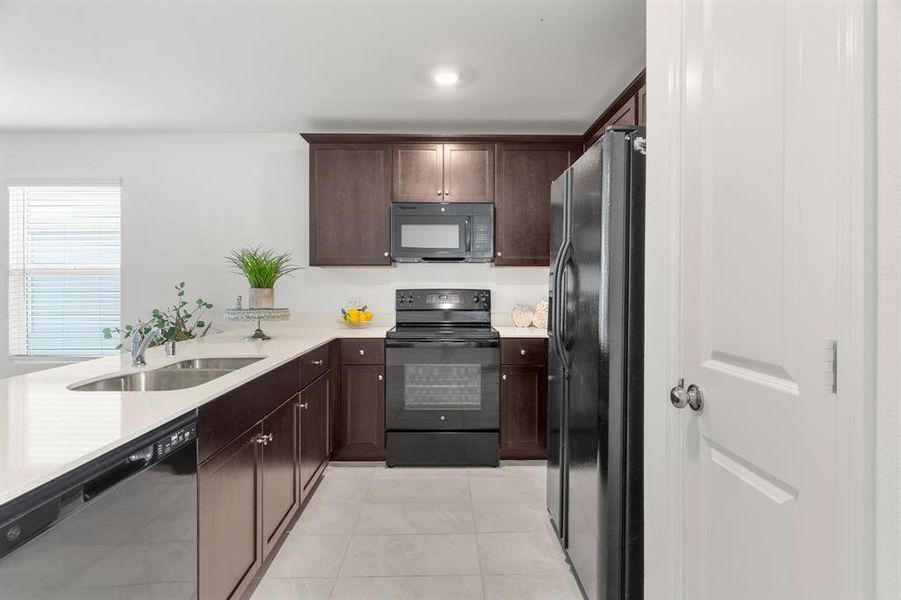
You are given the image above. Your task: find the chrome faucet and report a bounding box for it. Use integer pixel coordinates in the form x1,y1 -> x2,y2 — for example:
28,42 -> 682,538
131,327 -> 163,367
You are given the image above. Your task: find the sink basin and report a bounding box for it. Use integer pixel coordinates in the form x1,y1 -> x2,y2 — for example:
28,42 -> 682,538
70,357 -> 264,392
157,357 -> 263,371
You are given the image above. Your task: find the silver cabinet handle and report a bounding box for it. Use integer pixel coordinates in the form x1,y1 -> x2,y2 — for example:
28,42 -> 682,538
436,190 -> 442,195
377,374 -> 383,381
384,251 -> 390,257
311,359 -> 324,366
444,190 -> 449,196
254,433 -> 271,445
359,349 -> 365,355
267,433 -> 274,442
502,374 -> 507,380
520,348 -> 527,355
300,402 -> 309,410
497,251 -> 503,257
669,379 -> 704,413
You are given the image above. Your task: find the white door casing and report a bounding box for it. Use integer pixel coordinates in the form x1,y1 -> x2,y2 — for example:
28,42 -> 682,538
645,1 -> 876,598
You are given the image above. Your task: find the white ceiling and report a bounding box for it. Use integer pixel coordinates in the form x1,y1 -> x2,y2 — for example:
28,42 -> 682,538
0,0 -> 646,134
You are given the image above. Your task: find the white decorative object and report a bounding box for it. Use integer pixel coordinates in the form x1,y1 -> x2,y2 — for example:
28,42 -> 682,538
532,299 -> 549,329
249,287 -> 274,309
224,307 -> 290,340
512,304 -> 534,328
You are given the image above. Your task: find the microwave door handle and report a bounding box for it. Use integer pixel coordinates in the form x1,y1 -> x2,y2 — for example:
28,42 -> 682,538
465,218 -> 471,251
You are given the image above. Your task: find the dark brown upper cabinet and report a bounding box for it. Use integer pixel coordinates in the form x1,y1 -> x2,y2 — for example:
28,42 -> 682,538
392,143 -> 444,201
637,83 -> 647,126
310,143 -> 391,265
495,144 -> 573,266
392,143 -> 494,203
443,143 -> 494,202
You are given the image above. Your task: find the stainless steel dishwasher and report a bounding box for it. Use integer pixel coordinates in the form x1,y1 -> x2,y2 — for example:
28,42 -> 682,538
0,413 -> 198,600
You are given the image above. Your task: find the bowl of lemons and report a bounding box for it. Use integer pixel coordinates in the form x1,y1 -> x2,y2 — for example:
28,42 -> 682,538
340,305 -> 374,328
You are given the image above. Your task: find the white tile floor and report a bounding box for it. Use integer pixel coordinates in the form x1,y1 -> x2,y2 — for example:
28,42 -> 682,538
250,462 -> 583,600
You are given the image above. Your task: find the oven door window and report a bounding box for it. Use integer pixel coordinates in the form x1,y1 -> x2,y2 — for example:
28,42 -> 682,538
404,364 -> 482,411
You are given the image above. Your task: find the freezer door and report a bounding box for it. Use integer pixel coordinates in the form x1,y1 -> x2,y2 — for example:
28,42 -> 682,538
547,169 -> 570,543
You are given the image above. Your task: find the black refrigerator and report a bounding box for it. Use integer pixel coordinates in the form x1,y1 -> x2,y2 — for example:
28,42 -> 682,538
547,126 -> 644,600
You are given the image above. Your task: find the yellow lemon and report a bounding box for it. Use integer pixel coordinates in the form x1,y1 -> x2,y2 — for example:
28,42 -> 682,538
363,311 -> 373,322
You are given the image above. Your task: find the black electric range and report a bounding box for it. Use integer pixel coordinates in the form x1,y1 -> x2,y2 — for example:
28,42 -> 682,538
385,289 -> 500,467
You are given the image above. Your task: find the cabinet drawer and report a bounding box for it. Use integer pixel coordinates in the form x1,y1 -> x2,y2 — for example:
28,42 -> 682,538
299,344 -> 329,389
501,338 -> 547,366
340,338 -> 385,365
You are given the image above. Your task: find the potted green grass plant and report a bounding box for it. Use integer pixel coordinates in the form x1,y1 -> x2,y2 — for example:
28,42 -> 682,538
226,245 -> 300,308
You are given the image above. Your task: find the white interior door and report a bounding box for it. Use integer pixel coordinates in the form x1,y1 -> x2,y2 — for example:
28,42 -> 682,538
676,2 -> 860,598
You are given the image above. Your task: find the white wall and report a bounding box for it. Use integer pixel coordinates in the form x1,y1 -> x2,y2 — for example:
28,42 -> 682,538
876,1 -> 900,597
0,133 -> 547,378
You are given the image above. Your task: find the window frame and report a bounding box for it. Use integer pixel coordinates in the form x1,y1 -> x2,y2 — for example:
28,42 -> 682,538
6,179 -> 124,362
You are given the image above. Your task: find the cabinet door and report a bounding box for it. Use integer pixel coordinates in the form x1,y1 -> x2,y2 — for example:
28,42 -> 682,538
500,365 -> 548,459
636,84 -> 647,126
392,143 -> 444,202
261,397 -> 299,558
299,374 -> 330,499
444,143 -> 495,202
199,425 -> 262,600
336,365 -> 385,460
607,98 -> 638,130
495,145 -> 572,266
310,144 -> 391,265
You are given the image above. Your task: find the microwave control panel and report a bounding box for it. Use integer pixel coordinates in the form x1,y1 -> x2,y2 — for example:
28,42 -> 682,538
472,216 -> 493,254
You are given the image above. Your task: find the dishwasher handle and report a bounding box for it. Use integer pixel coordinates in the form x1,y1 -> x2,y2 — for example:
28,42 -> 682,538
82,446 -> 154,501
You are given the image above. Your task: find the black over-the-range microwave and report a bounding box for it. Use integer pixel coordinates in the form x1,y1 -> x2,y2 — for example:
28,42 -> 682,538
390,202 -> 494,263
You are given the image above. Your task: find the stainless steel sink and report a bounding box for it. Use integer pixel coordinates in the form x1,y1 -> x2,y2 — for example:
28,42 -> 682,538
157,357 -> 263,371
70,357 -> 264,392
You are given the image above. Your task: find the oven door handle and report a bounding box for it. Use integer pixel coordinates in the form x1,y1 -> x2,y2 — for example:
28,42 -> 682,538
386,339 -> 499,349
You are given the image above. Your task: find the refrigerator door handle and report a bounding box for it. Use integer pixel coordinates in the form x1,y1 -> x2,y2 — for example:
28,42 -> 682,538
553,241 -> 573,371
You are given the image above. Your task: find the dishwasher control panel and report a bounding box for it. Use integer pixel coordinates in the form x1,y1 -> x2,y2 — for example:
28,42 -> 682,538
155,422 -> 196,459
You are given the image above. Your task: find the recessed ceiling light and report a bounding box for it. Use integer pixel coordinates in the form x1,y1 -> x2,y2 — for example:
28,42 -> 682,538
433,70 -> 460,86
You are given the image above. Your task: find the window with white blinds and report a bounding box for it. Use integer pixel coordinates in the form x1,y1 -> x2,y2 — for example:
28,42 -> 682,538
8,184 -> 121,358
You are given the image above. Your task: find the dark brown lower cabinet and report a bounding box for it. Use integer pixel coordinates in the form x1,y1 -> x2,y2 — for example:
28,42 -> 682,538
499,339 -> 548,460
335,364 -> 385,460
261,397 -> 299,558
500,365 -> 548,459
199,396 -> 300,600
299,373 -> 330,500
198,424 -> 263,600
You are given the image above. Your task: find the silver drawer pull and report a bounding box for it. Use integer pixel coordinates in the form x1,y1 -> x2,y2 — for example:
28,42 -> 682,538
359,349 -> 365,355
311,359 -> 324,366
377,374 -> 383,381
502,374 -> 507,380
520,348 -> 527,355
300,402 -> 309,410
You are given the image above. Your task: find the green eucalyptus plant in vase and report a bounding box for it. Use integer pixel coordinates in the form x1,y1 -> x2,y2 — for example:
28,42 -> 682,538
226,245 -> 300,308
103,282 -> 213,352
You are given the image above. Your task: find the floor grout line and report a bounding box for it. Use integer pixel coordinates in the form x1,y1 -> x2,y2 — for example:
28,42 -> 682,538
326,468 -> 373,600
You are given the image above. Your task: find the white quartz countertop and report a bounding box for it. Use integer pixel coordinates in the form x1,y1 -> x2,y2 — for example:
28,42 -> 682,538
494,326 -> 549,338
0,319 -> 546,506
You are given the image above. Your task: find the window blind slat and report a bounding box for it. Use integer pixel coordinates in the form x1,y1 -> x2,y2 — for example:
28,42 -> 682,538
8,185 -> 122,358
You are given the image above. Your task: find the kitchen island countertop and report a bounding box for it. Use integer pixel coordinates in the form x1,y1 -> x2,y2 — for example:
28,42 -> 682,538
0,319 -> 547,506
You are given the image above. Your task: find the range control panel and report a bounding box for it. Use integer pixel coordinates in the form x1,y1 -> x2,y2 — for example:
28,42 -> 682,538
155,422 -> 197,459
396,288 -> 491,311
